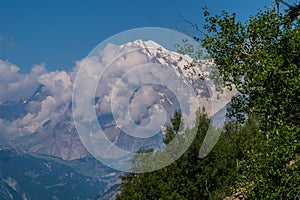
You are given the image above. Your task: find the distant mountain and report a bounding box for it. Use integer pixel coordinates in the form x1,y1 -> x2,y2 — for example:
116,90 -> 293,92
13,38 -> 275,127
0,39 -> 234,199
0,39 -> 232,161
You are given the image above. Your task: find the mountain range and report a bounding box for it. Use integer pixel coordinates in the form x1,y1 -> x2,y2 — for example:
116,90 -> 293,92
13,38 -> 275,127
0,39 -> 233,199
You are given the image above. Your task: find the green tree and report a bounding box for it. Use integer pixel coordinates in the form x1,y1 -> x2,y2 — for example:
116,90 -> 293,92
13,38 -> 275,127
116,110 -> 262,199
202,6 -> 300,199
162,110 -> 183,145
202,7 -> 300,127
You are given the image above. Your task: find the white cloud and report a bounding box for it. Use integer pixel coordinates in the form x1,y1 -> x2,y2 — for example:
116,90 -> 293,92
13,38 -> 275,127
0,59 -> 74,133
0,60 -> 47,103
38,70 -> 72,102
91,44 -> 167,130
128,85 -> 160,122
77,42 -> 198,140
16,70 -> 72,132
0,40 -> 206,157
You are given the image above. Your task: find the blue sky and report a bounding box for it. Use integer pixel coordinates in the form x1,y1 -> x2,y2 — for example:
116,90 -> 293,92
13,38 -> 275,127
0,0 -> 273,72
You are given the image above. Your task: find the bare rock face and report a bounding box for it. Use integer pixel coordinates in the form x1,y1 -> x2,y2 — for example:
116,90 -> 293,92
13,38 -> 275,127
12,113 -> 89,160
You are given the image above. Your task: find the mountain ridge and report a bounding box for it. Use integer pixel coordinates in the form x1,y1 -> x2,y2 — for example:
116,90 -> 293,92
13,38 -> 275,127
1,39 -> 232,161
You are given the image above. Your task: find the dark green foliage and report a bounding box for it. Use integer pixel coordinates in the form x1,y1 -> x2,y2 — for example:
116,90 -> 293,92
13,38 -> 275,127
163,110 -> 182,144
202,5 -> 300,199
117,111 -> 261,199
202,7 -> 300,127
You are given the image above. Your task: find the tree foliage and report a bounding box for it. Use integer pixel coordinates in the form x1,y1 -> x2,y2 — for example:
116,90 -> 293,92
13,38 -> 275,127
202,5 -> 300,199
117,111 -> 263,199
202,7 -> 300,127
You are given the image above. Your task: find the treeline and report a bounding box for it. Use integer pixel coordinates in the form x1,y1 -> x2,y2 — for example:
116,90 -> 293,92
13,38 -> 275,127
117,110 -> 263,199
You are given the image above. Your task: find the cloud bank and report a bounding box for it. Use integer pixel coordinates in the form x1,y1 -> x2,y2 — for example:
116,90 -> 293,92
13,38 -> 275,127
0,39 -> 228,163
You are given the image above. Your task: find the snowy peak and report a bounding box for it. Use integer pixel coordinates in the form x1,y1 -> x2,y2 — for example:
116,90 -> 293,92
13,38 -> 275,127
121,39 -> 234,116
120,39 -> 213,86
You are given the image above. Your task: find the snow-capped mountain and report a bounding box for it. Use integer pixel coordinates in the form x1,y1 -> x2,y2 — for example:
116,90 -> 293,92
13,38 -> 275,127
0,39 -> 236,200
0,39 -> 233,161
